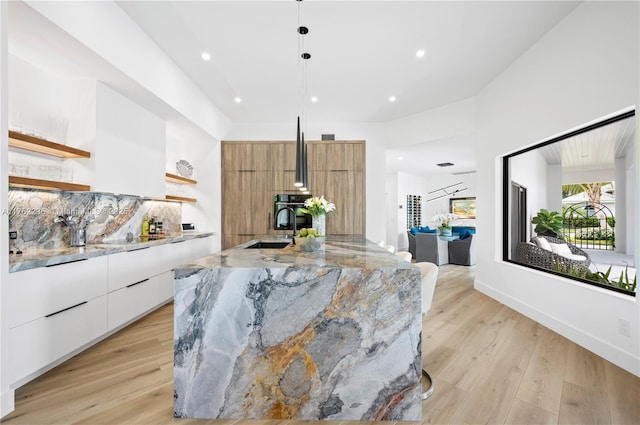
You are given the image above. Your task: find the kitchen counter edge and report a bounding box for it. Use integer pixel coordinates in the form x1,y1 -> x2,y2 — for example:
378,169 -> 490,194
8,232 -> 214,273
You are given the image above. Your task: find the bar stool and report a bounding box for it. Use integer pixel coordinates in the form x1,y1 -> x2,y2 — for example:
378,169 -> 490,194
395,251 -> 412,262
415,262 -> 438,400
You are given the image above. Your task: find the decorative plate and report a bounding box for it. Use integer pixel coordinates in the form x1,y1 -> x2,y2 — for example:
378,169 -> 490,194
176,160 -> 194,178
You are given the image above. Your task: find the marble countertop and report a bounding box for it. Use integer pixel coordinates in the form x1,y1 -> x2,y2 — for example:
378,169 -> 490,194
173,235 -> 422,420
185,236 -> 416,270
9,232 -> 214,273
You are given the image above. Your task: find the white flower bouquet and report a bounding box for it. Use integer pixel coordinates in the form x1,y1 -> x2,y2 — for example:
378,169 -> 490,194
432,212 -> 456,229
300,196 -> 336,217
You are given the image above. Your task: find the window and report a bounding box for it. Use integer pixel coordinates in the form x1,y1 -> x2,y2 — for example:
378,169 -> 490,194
502,109 -> 636,295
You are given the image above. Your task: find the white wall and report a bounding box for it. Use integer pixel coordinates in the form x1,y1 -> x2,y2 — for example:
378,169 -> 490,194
0,1 -> 11,416
547,164 -> 562,213
510,149 -> 549,239
384,172 -> 398,248
615,157 -> 627,255
390,170 -> 478,251
227,121 -> 387,244
8,55 -> 96,188
395,172 -> 427,250
24,0 -> 231,141
166,121 -> 221,253
384,97 -> 477,147
475,1 -> 639,376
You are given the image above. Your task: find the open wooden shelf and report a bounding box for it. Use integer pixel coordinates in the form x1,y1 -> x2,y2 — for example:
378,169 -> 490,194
9,131 -> 91,159
165,172 -> 196,184
9,176 -> 91,192
165,195 -> 197,203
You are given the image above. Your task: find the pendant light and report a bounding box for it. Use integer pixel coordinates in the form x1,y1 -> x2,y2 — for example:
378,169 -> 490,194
426,162 -> 467,202
294,0 -> 310,192
294,116 -> 302,187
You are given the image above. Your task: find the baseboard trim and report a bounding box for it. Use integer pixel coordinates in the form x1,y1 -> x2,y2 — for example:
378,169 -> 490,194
1,388 -> 15,418
474,278 -> 640,377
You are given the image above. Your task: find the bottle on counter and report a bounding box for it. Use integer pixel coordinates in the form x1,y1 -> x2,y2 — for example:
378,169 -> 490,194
149,216 -> 156,235
141,215 -> 149,236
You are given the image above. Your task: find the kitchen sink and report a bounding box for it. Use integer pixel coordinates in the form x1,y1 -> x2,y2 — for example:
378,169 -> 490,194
244,241 -> 291,249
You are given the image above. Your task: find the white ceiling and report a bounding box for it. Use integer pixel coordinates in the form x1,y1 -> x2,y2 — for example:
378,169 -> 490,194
8,1 -> 582,177
116,0 -> 580,177
538,114 -> 636,172
117,0 -> 579,124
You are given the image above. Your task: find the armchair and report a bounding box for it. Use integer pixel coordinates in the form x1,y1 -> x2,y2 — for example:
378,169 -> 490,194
515,235 -> 591,273
448,235 -> 476,266
407,231 -> 448,265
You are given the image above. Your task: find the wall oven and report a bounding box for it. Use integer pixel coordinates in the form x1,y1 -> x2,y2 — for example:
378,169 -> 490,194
273,194 -> 312,230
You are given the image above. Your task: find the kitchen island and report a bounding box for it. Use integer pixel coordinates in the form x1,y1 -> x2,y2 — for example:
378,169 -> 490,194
173,237 -> 422,421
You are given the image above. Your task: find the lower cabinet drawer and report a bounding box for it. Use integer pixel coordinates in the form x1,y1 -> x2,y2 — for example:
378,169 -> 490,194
6,256 -> 108,328
157,271 -> 174,304
107,274 -> 165,331
9,295 -> 108,384
107,245 -> 163,292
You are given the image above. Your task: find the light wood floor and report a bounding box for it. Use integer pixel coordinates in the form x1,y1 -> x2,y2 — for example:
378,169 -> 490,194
2,265 -> 639,425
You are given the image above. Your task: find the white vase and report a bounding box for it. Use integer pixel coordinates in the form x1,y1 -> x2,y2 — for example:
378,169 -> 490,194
313,214 -> 326,236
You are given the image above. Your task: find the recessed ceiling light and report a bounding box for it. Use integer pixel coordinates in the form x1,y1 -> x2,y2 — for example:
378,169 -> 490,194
201,52 -> 211,61
234,97 -> 242,103
311,96 -> 318,103
416,49 -> 425,58
397,156 -> 403,161
389,96 -> 396,102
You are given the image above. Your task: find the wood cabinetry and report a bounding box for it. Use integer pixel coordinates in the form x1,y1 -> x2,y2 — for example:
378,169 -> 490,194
222,141 -> 365,248
309,142 -> 365,235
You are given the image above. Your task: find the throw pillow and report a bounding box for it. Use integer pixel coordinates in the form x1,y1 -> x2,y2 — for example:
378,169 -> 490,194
549,242 -> 571,257
460,230 -> 471,240
534,237 -> 552,251
410,227 -> 419,235
418,226 -> 432,233
549,242 -> 586,262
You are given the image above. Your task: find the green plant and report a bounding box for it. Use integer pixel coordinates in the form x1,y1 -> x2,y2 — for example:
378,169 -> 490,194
563,216 -> 600,227
584,266 -> 636,292
575,228 -> 614,241
532,209 -> 563,238
615,266 -> 636,292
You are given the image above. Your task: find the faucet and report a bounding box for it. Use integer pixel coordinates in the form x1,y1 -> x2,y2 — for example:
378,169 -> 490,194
275,207 -> 296,245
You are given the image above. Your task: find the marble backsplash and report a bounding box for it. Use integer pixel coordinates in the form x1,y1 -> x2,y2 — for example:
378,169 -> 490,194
7,188 -> 182,251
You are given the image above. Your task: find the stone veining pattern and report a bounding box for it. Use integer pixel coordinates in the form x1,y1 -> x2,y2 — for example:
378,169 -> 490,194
8,188 -> 182,251
174,239 -> 422,421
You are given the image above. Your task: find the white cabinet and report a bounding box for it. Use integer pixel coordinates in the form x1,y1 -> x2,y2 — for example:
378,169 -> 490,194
5,235 -> 212,389
9,295 -> 108,384
161,236 -> 213,270
6,256 -> 108,385
94,83 -> 165,198
108,273 -> 162,330
107,245 -> 162,292
6,256 -> 108,328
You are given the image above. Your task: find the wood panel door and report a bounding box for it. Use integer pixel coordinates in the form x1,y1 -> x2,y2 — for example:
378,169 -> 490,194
324,170 -> 365,235
222,142 -> 272,171
252,171 -> 275,235
222,171 -> 254,236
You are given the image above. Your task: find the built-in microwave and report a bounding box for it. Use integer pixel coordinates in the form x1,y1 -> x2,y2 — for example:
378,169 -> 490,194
273,194 -> 313,230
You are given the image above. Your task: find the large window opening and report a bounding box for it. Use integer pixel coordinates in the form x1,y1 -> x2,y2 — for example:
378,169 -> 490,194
503,109 -> 636,296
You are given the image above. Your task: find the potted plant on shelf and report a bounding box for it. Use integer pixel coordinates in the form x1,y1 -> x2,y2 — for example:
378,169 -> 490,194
532,208 -> 563,238
299,195 -> 335,236
432,212 -> 456,236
